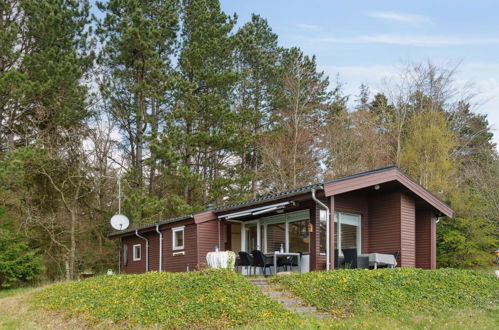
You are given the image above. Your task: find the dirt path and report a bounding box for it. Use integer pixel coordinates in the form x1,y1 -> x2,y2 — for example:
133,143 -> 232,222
0,288 -> 89,329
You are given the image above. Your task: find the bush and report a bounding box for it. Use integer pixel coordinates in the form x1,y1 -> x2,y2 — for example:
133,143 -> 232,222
32,269 -> 292,328
0,215 -> 43,289
272,268 -> 498,318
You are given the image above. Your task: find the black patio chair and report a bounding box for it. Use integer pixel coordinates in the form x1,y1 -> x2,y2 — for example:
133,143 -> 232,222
252,250 -> 274,276
342,248 -> 358,269
234,257 -> 241,272
278,252 -> 302,272
238,251 -> 255,275
334,249 -> 345,268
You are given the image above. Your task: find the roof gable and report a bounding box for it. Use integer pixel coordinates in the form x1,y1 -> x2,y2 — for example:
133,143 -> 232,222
324,167 -> 453,217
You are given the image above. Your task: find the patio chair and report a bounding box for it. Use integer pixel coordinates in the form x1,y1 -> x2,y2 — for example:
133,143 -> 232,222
279,252 -> 302,271
238,251 -> 255,275
334,249 -> 345,268
342,248 -> 358,269
252,250 -> 274,276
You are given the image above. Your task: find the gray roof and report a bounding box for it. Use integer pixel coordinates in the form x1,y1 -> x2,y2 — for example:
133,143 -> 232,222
108,165 -> 399,238
108,214 -> 194,237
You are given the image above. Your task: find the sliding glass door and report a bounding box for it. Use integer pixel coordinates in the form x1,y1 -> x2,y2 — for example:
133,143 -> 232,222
334,212 -> 361,254
263,210 -> 310,254
288,219 -> 310,253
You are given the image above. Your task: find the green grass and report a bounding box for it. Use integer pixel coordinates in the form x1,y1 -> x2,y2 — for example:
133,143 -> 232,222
31,269 -> 292,328
271,268 -> 498,319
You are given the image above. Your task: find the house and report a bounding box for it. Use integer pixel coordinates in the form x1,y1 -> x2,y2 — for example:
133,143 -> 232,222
108,166 -> 452,273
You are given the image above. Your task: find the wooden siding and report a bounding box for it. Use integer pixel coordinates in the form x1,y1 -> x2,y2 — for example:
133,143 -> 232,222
335,191 -> 369,254
310,197 -> 325,271
119,218 -> 198,274
162,220 -> 197,272
197,219 -> 227,267
416,209 -> 436,269
368,192 -> 402,264
121,235 -> 149,274
400,194 -> 416,267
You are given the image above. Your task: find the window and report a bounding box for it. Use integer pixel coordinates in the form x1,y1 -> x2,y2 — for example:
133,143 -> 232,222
172,226 -> 185,250
334,212 -> 361,254
260,210 -> 310,254
133,244 -> 141,261
288,219 -> 310,253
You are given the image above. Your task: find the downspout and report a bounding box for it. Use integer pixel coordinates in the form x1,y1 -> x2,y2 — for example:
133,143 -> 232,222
135,229 -> 149,272
155,224 -> 163,272
312,188 -> 331,271
218,218 -> 221,250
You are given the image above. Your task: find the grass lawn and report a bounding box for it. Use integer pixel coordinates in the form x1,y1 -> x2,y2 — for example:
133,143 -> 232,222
0,268 -> 497,329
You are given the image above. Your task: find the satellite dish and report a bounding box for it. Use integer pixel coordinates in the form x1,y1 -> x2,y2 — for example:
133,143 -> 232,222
110,214 -> 129,230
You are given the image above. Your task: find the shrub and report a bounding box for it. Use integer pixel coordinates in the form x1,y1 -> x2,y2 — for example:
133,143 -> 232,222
32,269 -> 292,328
272,268 -> 498,318
0,216 -> 43,289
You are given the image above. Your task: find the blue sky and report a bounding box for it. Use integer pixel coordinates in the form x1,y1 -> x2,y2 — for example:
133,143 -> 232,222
220,0 -> 499,146
90,0 -> 499,146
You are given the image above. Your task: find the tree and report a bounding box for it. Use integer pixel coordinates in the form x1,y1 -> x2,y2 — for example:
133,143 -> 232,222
96,0 -> 179,190
0,210 -> 43,288
233,14 -> 280,197
400,109 -> 456,194
437,187 -> 498,268
258,48 -> 333,190
163,0 -> 243,206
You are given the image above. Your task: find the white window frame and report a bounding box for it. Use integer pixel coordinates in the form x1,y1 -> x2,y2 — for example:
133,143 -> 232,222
172,226 -> 185,250
132,244 -> 141,261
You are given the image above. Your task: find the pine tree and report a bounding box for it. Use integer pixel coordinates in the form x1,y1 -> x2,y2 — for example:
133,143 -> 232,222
97,0 -> 179,190
234,14 -> 280,197
166,0 -> 241,206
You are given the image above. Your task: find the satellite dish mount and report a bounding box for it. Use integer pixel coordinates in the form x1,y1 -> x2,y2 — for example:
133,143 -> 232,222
109,174 -> 129,230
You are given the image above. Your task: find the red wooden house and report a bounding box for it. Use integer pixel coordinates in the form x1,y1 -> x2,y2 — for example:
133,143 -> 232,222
109,166 -> 452,273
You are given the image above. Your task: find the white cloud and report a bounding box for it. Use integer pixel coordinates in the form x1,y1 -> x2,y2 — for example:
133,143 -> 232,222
310,34 -> 499,47
297,23 -> 323,32
321,63 -> 499,148
369,11 -> 432,24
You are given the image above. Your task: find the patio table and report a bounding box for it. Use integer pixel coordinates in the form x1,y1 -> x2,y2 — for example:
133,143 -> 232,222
268,252 -> 301,275
359,253 -> 397,269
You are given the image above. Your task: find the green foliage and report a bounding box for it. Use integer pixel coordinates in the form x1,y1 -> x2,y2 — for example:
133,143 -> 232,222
0,208 -> 43,288
438,188 -> 498,268
401,109 -> 456,194
32,269 -> 291,328
272,268 -> 498,318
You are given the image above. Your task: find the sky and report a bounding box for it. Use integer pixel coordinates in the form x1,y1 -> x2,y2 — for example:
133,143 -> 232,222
220,0 -> 499,147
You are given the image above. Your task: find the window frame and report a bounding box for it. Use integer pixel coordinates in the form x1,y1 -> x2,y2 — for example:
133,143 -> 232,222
172,226 -> 185,250
132,244 -> 141,261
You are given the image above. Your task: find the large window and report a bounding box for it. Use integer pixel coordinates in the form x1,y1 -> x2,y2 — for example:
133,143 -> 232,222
172,226 -> 185,250
133,244 -> 141,261
319,210 -> 327,254
288,219 -> 310,253
334,212 -> 361,253
246,224 -> 260,252
266,223 -> 286,252
262,210 -> 310,254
